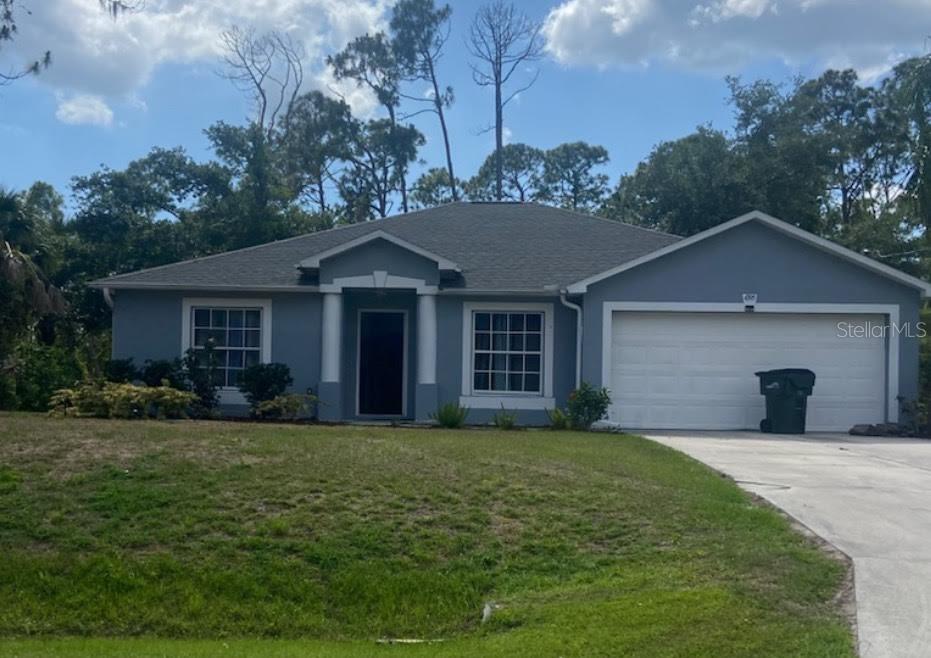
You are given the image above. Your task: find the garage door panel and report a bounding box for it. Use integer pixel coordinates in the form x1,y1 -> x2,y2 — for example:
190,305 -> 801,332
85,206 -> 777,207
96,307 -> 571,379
609,312 -> 886,431
634,401 -> 762,430
614,346 -> 651,365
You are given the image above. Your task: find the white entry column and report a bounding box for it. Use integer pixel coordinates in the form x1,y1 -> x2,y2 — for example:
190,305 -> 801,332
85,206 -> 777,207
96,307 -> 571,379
321,292 -> 342,382
417,292 -> 437,385
318,292 -> 343,421
415,292 -> 439,421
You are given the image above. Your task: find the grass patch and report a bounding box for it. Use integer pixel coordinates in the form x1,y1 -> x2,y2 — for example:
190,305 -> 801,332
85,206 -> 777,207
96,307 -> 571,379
0,413 -> 853,656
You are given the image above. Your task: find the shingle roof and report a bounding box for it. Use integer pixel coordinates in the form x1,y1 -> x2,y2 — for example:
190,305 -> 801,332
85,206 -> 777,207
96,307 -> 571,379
90,202 -> 681,292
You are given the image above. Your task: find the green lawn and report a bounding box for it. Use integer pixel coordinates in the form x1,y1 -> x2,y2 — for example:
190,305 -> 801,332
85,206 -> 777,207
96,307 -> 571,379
0,413 -> 853,657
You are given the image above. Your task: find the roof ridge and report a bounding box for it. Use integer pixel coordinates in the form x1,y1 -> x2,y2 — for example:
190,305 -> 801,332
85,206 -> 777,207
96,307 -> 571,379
524,202 -> 682,240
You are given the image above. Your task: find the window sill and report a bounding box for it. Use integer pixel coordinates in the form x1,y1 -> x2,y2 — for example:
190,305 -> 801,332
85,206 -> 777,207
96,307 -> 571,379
459,395 -> 555,410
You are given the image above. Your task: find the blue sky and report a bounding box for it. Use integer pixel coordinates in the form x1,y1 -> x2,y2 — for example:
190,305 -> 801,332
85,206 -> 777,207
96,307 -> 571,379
0,0 -> 925,210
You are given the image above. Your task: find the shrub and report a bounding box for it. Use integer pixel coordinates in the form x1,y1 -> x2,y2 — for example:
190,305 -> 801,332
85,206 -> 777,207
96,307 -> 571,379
431,402 -> 469,428
566,382 -> 612,430
182,344 -> 221,416
145,385 -> 198,419
492,405 -> 518,430
255,393 -> 317,420
49,382 -> 196,419
920,306 -> 931,401
898,396 -> 928,437
545,407 -> 570,430
238,363 -> 293,413
9,342 -> 82,411
104,358 -> 139,383
0,371 -> 18,410
103,382 -> 150,418
140,358 -> 185,389
49,385 -> 108,418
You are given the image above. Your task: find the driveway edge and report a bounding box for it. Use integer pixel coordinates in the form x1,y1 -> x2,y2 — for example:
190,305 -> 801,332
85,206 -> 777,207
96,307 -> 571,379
648,438 -> 861,655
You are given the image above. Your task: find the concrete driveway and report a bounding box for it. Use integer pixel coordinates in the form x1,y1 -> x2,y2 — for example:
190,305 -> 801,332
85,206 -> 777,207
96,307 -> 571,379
644,431 -> 931,658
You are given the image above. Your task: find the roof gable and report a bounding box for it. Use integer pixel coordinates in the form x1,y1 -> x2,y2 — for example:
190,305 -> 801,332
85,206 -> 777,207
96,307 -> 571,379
297,230 -> 460,273
567,210 -> 931,297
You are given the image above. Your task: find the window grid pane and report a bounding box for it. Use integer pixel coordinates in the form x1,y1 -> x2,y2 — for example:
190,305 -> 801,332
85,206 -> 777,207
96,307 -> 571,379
472,311 -> 543,394
192,306 -> 262,388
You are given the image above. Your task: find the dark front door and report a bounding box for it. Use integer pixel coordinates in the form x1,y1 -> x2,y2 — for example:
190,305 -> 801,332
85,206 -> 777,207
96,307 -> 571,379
358,311 -> 405,416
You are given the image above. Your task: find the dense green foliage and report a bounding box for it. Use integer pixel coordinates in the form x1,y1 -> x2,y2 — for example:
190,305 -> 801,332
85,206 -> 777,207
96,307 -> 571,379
431,402 -> 470,428
103,358 -> 139,384
138,359 -> 185,389
253,393 -> 316,420
238,363 -> 294,412
5,342 -> 83,411
0,416 -> 853,655
565,382 -> 612,430
540,142 -> 610,211
181,346 -> 221,416
545,406 -> 570,430
465,142 -> 610,208
491,405 -> 518,430
411,167 -> 461,209
48,382 -> 196,419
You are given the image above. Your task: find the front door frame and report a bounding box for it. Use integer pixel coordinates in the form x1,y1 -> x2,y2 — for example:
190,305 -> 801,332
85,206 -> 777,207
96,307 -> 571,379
356,308 -> 409,418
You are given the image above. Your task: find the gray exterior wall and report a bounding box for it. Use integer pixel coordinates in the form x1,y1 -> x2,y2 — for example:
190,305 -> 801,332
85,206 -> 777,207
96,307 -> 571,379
110,288 -> 577,425
111,289 -> 183,365
319,238 -> 440,285
435,295 -> 578,425
580,220 -> 922,409
111,289 -> 322,414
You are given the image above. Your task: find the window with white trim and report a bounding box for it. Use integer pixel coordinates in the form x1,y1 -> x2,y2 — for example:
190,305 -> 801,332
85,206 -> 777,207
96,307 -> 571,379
191,307 -> 263,387
471,311 -> 543,394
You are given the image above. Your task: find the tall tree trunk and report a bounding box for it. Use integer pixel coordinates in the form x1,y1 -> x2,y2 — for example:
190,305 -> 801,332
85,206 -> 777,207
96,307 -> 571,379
399,164 -> 409,213
385,105 -> 408,213
387,106 -> 409,213
316,179 -> 327,214
494,74 -> 503,201
428,58 -> 458,201
379,160 -> 391,218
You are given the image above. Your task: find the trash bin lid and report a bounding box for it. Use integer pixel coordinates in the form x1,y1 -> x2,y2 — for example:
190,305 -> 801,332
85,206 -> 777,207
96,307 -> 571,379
755,368 -> 814,376
755,368 -> 815,389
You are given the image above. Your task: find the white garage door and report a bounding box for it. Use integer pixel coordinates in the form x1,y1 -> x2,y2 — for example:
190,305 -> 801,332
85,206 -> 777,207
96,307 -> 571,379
609,312 -> 887,431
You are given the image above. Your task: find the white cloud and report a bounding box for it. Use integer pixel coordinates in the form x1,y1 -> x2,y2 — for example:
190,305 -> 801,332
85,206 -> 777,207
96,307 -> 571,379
55,93 -> 114,126
543,0 -> 931,73
2,0 -> 389,123
315,65 -> 380,117
127,93 -> 148,112
841,51 -> 910,84
691,0 -> 776,23
601,0 -> 652,34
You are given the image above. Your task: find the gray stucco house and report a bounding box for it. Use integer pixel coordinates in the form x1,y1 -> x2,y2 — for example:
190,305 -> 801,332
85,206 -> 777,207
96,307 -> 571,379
91,202 -> 931,430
